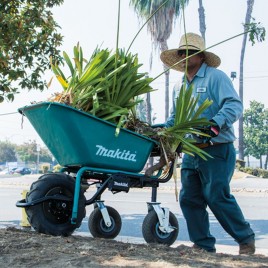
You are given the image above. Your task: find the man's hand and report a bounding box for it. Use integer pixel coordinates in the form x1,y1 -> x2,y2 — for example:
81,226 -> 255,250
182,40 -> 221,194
209,125 -> 220,137
201,120 -> 220,137
198,119 -> 220,138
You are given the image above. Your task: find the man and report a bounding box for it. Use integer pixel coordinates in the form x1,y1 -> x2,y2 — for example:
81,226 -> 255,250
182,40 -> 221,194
156,32 -> 255,254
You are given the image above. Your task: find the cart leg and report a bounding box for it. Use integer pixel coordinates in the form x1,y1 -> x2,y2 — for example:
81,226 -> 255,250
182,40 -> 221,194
96,201 -> 112,227
71,167 -> 89,224
147,202 -> 175,233
93,183 -> 102,209
151,187 -> 157,202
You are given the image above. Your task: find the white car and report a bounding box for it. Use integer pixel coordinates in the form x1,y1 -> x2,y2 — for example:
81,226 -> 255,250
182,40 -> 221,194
0,168 -> 10,175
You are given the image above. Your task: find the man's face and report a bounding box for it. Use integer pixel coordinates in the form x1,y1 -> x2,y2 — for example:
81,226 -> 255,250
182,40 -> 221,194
177,50 -> 204,70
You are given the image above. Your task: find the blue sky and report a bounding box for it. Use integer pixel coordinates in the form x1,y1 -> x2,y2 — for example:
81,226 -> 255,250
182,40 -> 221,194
1,0 -> 267,145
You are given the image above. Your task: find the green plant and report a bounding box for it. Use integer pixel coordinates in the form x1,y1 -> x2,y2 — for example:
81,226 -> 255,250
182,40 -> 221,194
50,44 -> 154,126
257,168 -> 268,178
144,85 -> 213,176
236,159 -> 246,168
41,164 -> 50,174
0,0 -> 63,102
158,85 -> 213,159
53,164 -> 62,172
237,166 -> 268,179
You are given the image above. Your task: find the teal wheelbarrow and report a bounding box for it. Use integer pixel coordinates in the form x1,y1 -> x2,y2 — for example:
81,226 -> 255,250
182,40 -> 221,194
16,102 -> 179,245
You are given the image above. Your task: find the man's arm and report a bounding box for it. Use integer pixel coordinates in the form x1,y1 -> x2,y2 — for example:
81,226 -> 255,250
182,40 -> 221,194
211,71 -> 243,130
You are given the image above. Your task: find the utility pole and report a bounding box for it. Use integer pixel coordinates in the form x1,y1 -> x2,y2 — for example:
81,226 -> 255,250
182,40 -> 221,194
230,71 -> 244,160
36,144 -> 40,174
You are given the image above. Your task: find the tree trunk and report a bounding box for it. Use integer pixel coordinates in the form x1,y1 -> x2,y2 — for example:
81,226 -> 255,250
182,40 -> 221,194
265,154 -> 268,170
146,76 -> 153,168
164,66 -> 170,120
146,93 -> 152,124
238,0 -> 254,160
198,0 -> 206,43
260,156 -> 263,169
160,40 -> 170,121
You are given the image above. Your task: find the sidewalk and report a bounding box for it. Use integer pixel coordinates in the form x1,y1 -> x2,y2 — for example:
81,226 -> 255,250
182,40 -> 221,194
1,172 -> 268,192
0,174 -> 39,188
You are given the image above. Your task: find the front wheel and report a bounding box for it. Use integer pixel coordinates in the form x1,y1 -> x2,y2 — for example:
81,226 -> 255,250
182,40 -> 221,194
26,173 -> 86,236
142,210 -> 179,245
88,206 -> 121,239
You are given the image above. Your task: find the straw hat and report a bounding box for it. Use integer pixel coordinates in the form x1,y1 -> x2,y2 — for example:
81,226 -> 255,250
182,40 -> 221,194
160,32 -> 221,72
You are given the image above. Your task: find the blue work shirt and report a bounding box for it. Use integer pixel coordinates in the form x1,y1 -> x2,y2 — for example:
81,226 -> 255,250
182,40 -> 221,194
165,63 -> 243,143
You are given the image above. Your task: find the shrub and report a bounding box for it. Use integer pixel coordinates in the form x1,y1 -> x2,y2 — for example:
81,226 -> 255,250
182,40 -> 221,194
41,164 -> 50,174
238,165 -> 268,178
53,164 -> 62,172
240,167 -> 253,175
236,159 -> 246,168
257,168 -> 268,178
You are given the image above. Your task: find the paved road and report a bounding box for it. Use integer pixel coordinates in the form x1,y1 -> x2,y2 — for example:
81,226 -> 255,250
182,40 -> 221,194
1,174 -> 268,255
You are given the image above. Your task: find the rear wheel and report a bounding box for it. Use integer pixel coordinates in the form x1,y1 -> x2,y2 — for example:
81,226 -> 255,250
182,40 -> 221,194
26,173 -> 86,236
88,206 -> 121,239
142,210 -> 178,245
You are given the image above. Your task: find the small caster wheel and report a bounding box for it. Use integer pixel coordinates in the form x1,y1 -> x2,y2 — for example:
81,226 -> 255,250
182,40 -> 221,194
88,206 -> 121,239
142,210 -> 178,245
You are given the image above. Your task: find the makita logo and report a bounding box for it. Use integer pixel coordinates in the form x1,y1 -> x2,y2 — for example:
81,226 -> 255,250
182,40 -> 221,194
96,145 -> 137,162
114,181 -> 129,187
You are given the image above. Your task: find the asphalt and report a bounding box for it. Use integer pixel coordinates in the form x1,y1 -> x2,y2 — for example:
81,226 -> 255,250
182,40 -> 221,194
1,173 -> 268,256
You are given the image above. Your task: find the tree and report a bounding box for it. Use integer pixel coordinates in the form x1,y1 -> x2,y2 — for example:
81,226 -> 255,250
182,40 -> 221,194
0,0 -> 64,102
129,0 -> 189,121
0,141 -> 17,163
243,101 -> 268,169
238,0 -> 255,160
16,141 -> 52,164
198,0 -> 206,43
136,98 -> 147,122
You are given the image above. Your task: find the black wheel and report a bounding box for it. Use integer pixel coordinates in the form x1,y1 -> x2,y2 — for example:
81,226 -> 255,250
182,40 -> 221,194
88,206 -> 121,239
142,210 -> 179,245
26,173 -> 86,236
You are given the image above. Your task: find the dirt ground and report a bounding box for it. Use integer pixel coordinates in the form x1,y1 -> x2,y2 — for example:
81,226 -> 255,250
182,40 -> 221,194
1,227 -> 268,268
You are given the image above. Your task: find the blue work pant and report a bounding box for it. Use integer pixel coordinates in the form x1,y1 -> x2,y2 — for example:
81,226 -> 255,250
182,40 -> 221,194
179,143 -> 255,252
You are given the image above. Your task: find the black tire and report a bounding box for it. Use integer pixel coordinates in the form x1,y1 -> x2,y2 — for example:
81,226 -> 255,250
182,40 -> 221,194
88,206 -> 121,239
26,173 -> 86,236
142,210 -> 179,245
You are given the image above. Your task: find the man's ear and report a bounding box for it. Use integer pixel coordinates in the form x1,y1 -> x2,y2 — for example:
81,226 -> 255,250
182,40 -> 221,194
200,52 -> 205,61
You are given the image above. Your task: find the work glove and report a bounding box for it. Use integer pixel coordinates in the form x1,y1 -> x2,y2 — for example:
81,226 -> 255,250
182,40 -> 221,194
198,119 -> 220,137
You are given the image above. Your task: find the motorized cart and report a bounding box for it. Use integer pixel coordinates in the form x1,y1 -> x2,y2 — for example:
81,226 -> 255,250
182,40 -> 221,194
16,102 -> 179,245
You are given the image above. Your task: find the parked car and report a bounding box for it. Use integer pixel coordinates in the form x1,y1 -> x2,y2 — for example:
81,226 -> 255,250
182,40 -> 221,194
0,168 -> 9,175
14,167 -> 32,175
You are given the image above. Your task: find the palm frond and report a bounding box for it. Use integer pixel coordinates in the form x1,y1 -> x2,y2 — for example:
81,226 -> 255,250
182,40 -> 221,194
157,84 -> 214,159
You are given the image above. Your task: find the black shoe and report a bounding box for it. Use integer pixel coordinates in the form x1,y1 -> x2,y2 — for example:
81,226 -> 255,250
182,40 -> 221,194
239,240 -> 255,255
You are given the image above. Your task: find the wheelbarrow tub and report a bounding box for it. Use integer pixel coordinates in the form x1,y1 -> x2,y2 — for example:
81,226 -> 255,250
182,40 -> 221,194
18,102 -> 157,173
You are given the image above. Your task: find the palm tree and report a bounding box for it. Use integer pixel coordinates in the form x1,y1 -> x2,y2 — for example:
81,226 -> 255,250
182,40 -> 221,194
198,0 -> 206,43
129,0 -> 189,121
238,0 -> 255,160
